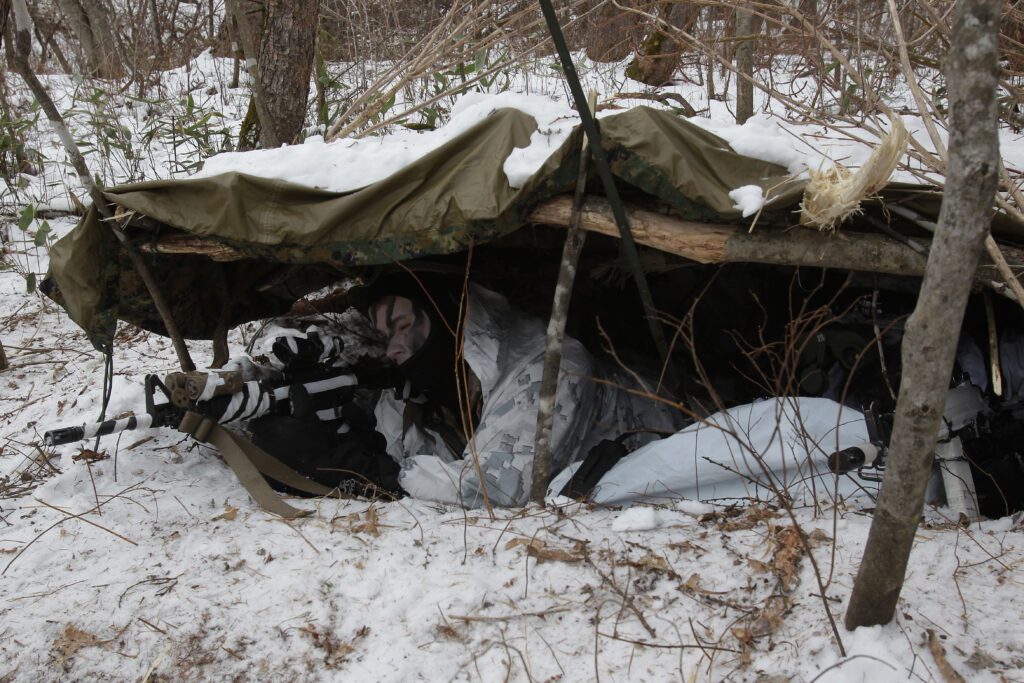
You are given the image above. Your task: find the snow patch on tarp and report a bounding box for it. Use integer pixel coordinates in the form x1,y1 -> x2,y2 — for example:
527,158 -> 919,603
194,93 -> 580,193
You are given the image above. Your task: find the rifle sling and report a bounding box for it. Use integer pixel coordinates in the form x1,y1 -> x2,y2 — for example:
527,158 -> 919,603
178,411 -> 338,517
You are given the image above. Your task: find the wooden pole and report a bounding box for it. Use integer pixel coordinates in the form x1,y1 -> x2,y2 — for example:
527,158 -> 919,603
530,91 -> 596,504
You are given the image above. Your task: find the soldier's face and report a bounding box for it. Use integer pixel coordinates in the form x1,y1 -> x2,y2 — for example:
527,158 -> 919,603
369,296 -> 431,365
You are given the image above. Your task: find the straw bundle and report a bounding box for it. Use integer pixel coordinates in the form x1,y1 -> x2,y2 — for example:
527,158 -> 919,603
800,116 -> 909,230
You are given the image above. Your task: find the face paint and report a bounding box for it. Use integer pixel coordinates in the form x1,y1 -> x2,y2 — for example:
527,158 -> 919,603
369,296 -> 431,365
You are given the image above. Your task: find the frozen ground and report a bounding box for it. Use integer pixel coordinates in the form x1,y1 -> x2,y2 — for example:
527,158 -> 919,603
2,50 -> 1024,681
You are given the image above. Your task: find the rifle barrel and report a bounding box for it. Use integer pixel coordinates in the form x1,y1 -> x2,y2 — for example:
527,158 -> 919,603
44,414 -> 155,447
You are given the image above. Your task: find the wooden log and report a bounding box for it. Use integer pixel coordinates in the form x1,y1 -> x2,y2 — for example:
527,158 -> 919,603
138,195 -> 1024,291
528,196 -> 1024,290
529,195 -> 735,264
138,233 -> 246,262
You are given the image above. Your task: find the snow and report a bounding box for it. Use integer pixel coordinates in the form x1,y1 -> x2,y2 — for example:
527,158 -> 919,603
729,184 -> 766,217
193,92 -> 581,193
610,505 -> 665,531
3,51 -> 1024,682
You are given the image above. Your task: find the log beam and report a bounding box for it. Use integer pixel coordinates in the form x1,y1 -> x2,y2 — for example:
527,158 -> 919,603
136,195 -> 1024,293
137,233 -> 246,261
528,196 -> 1024,292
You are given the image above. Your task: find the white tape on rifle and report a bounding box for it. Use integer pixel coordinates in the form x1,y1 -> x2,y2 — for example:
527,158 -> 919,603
316,407 -> 345,422
81,413 -> 155,439
197,373 -> 224,402
303,374 -> 358,394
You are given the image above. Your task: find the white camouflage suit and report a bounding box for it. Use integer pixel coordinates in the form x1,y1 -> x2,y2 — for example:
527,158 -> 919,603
374,284 -> 683,507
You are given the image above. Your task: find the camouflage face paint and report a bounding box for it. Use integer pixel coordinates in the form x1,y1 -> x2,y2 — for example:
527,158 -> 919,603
369,295 -> 431,365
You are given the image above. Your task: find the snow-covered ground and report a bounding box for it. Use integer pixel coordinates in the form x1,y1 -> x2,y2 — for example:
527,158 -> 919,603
3,51 -> 1024,681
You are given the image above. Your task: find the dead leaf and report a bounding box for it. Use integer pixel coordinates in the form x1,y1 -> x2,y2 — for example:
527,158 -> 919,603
721,504 -> 781,531
668,540 -> 706,554
927,630 -> 967,683
299,623 -> 354,668
351,506 -> 382,536
808,528 -> 832,545
681,573 -> 702,592
212,504 -> 238,522
52,623 -> 104,666
525,544 -> 582,564
749,595 -> 789,637
747,558 -> 771,573
731,625 -> 753,645
72,448 -> 108,464
631,554 -> 669,571
770,525 -> 805,592
505,537 -> 543,551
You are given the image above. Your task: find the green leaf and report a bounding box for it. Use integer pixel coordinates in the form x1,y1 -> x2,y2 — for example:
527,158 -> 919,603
475,50 -> 487,73
34,220 -> 51,247
18,204 -> 35,231
25,272 -> 36,293
401,122 -> 435,131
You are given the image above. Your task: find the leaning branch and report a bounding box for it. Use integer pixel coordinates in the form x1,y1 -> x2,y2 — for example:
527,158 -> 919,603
9,0 -> 195,371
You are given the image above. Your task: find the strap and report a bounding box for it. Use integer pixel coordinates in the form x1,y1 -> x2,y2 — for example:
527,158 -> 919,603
179,411 -> 338,517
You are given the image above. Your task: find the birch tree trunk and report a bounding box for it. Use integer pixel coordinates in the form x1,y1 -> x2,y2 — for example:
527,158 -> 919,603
55,0 -> 122,78
844,0 -> 1001,629
735,7 -> 761,124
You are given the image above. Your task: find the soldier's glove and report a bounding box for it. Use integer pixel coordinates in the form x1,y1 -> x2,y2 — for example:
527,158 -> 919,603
270,327 -> 344,372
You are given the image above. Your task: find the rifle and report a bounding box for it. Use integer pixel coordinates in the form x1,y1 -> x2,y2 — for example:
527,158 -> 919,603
43,366 -> 387,448
829,381 -> 989,520
44,330 -> 403,516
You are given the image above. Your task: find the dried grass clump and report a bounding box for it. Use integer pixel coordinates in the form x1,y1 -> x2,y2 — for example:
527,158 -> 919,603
800,115 -> 909,230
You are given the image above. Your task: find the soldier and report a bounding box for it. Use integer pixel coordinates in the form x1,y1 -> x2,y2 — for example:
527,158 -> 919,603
353,273 -> 683,508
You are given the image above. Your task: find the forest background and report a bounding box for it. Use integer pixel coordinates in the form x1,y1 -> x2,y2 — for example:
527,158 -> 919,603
2,1 -> 1024,681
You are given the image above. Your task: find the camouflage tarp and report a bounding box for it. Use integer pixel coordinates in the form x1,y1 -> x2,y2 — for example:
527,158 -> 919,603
40,106 -> 988,352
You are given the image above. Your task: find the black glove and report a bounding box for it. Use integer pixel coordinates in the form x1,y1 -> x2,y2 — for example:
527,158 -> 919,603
270,329 -> 344,375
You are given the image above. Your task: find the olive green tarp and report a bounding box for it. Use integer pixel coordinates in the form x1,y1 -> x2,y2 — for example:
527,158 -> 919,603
38,106 -> 975,353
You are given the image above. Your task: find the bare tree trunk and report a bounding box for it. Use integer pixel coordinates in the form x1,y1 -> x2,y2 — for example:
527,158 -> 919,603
735,6 -> 761,124
55,0 -> 122,77
581,0 -> 643,62
626,2 -> 700,86
80,0 -> 120,74
844,0 -> 1001,629
256,0 -> 319,147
